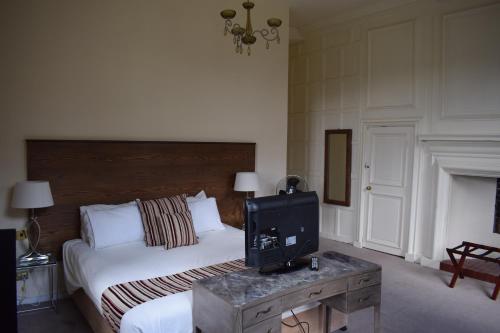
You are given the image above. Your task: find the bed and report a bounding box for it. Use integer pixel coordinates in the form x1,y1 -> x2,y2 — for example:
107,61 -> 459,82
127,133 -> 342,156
64,225 -> 245,333
26,140 -> 255,333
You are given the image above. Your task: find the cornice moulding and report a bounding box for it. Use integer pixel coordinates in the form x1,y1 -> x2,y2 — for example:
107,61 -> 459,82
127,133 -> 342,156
297,0 -> 418,33
419,134 -> 500,142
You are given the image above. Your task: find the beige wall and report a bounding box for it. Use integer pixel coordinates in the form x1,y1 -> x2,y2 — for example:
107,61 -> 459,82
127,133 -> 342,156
1,0 -> 289,236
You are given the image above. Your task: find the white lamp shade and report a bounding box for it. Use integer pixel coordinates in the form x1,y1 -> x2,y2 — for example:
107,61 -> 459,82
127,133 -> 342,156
11,181 -> 54,209
234,172 -> 260,192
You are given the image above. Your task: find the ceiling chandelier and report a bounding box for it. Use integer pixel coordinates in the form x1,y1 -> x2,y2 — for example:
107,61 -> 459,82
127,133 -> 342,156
220,1 -> 282,56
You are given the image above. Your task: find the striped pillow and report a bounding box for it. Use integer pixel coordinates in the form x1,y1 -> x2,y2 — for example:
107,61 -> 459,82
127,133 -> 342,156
157,211 -> 198,249
136,194 -> 190,246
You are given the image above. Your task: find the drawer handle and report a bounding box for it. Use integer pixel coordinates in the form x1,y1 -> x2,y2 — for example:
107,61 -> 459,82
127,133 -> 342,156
309,288 -> 323,298
358,278 -> 371,285
267,329 -> 273,333
358,296 -> 371,303
255,306 -> 272,318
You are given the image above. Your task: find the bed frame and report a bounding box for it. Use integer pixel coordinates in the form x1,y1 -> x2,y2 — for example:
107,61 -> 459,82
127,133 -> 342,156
26,140 -> 255,332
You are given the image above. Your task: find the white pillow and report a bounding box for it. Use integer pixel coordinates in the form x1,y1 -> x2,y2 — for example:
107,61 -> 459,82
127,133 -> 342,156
186,190 -> 207,203
79,201 -> 137,247
80,204 -> 114,245
86,203 -> 144,249
187,197 -> 225,234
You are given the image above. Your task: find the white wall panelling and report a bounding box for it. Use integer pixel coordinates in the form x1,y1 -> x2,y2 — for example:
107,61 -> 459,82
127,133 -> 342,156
441,3 -> 500,119
291,84 -> 307,114
341,76 -> 361,109
367,21 -> 415,110
288,0 -> 500,264
292,55 -> 308,85
308,81 -> 324,112
325,48 -> 341,79
431,0 -> 500,134
308,52 -> 324,83
289,19 -> 364,244
325,79 -> 341,111
342,43 -> 361,77
323,112 -> 341,131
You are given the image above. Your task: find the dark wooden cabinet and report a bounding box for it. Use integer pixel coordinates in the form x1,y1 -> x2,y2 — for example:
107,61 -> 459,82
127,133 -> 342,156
0,229 -> 18,332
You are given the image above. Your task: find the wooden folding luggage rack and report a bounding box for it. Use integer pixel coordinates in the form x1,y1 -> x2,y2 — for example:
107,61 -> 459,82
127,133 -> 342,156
440,241 -> 500,300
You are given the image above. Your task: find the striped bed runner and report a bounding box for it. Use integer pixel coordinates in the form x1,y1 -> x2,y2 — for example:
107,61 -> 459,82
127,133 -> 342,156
101,259 -> 247,332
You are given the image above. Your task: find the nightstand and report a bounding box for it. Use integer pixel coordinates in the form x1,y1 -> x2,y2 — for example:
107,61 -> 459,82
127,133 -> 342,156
16,254 -> 58,313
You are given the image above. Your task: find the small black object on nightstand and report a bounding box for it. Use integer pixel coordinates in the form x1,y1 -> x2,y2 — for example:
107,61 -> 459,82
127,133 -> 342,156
310,256 -> 319,271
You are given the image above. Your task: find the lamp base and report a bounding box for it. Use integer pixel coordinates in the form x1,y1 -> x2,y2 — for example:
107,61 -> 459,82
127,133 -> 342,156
18,211 -> 50,265
18,250 -> 49,265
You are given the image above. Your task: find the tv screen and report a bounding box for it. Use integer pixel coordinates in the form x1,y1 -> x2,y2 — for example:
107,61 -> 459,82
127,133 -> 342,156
244,192 -> 319,273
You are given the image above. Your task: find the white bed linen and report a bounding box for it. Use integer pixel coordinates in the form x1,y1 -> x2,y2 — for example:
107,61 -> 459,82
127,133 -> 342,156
63,225 -> 245,333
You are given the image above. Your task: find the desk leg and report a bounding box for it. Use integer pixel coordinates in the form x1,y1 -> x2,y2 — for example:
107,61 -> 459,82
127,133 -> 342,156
492,279 -> 499,300
48,265 -> 58,312
340,314 -> 348,331
323,304 -> 332,333
49,266 -> 54,310
373,304 -> 381,333
54,265 -> 59,311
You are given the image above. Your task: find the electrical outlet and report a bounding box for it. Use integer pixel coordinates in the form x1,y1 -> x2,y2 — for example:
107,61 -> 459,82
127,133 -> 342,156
16,229 -> 27,241
16,271 -> 29,281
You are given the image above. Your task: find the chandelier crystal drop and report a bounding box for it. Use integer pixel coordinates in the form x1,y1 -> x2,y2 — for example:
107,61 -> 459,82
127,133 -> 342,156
220,1 -> 282,56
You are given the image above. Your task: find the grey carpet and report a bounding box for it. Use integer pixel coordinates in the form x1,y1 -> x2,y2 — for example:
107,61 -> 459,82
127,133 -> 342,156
18,239 -> 500,333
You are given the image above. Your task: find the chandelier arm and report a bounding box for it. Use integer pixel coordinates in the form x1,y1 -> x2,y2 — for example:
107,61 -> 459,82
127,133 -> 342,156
252,27 -> 280,42
221,1 -> 281,55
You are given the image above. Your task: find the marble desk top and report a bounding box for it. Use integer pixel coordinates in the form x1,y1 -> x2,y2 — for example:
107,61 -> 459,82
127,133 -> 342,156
194,251 -> 381,307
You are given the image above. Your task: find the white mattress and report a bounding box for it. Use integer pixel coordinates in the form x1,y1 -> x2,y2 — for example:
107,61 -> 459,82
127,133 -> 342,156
63,225 -> 245,333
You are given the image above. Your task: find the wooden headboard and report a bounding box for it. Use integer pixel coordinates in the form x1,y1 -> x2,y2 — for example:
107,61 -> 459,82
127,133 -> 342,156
26,140 -> 255,258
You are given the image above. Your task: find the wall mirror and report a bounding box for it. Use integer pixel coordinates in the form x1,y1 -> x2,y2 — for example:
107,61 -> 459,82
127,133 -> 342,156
324,129 -> 352,206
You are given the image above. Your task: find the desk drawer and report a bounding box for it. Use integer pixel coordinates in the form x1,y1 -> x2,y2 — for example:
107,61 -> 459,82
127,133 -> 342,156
243,315 -> 281,333
348,271 -> 381,291
242,298 -> 281,328
282,279 -> 346,309
325,284 -> 381,313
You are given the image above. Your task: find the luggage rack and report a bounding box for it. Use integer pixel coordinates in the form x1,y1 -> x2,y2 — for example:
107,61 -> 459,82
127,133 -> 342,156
440,241 -> 500,300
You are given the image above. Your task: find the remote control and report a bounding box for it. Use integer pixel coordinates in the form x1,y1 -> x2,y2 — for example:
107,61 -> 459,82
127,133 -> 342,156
310,256 -> 319,271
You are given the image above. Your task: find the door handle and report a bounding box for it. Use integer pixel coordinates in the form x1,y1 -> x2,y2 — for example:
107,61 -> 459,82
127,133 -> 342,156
366,186 -> 372,191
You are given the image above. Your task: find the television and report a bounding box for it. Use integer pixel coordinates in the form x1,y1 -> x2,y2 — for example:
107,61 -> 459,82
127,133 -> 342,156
244,191 -> 319,273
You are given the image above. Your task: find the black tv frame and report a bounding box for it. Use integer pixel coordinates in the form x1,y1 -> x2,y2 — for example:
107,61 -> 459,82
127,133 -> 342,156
244,192 -> 319,274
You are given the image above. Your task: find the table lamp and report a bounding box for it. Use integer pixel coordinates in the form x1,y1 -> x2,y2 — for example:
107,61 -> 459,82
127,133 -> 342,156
234,172 -> 260,198
12,181 -> 54,263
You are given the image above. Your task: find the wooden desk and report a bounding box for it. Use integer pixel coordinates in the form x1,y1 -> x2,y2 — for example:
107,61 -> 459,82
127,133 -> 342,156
193,251 -> 381,333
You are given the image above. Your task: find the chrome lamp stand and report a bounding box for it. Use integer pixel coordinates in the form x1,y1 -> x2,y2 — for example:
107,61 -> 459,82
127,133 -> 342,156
18,209 -> 49,264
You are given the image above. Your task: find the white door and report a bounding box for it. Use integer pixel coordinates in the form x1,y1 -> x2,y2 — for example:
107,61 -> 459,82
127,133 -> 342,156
361,125 -> 414,256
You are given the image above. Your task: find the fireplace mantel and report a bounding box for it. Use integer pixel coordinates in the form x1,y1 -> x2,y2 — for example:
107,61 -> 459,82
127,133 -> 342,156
419,134 -> 500,268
